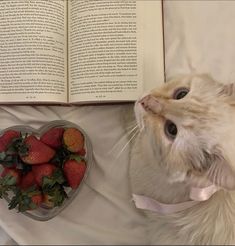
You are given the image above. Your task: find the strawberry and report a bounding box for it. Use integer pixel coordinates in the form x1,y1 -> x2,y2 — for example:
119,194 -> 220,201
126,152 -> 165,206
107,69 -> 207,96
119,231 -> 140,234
0,130 -> 20,152
42,194 -> 54,208
8,189 -> 43,212
63,159 -> 86,189
31,193 -> 43,206
40,168 -> 67,208
1,167 -> 21,186
41,127 -> 65,149
42,182 -> 68,208
76,148 -> 86,156
20,135 -> 55,165
20,171 -> 37,190
32,163 -> 56,186
63,128 -> 84,153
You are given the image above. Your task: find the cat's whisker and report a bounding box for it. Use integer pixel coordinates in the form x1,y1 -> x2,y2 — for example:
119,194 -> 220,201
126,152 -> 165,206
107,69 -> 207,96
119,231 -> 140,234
120,124 -> 138,143
108,125 -> 139,155
127,119 -> 137,128
108,133 -> 130,154
126,122 -> 138,130
127,124 -> 139,136
115,129 -> 139,159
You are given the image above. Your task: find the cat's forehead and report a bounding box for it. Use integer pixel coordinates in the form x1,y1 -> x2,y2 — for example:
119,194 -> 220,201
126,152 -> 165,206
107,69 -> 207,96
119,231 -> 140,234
151,75 -> 217,98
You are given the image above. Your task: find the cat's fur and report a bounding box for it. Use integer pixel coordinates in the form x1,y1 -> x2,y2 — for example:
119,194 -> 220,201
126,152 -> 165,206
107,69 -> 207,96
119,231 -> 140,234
129,74 -> 235,244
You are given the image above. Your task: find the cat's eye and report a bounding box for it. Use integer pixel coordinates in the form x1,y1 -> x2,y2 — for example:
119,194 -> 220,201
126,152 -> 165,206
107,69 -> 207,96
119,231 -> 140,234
164,120 -> 177,139
173,88 -> 189,100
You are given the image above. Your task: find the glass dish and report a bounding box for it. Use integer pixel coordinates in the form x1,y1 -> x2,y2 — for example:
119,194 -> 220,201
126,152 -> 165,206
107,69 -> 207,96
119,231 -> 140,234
0,120 -> 93,221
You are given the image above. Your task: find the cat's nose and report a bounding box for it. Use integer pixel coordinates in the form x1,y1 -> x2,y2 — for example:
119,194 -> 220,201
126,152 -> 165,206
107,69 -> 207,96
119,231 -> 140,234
139,95 -> 162,114
139,95 -> 152,109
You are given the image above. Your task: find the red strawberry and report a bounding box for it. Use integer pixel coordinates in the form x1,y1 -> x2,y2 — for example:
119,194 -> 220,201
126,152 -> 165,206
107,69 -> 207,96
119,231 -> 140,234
76,148 -> 86,156
20,135 -> 55,165
42,182 -> 68,208
63,160 -> 86,189
20,171 -> 37,190
0,130 -> 20,152
42,194 -> 54,208
41,127 -> 65,148
63,128 -> 84,153
1,167 -> 21,185
10,191 -> 43,212
31,193 -> 43,206
32,163 -> 56,186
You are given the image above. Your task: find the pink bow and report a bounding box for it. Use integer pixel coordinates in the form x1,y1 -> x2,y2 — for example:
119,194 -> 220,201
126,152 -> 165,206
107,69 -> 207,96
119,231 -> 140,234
132,184 -> 220,214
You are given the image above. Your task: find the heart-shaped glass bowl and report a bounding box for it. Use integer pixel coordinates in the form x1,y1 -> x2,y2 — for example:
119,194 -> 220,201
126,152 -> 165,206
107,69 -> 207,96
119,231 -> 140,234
0,120 -> 93,221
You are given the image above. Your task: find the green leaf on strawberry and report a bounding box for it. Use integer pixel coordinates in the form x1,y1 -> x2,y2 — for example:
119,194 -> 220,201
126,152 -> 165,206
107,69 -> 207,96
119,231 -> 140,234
41,169 -> 68,208
42,169 -> 65,190
0,168 -> 21,199
53,169 -> 66,184
1,168 -> 21,185
8,192 -> 20,210
1,174 -> 17,186
0,130 -> 21,153
0,134 -> 29,169
8,187 -> 43,212
20,163 -> 32,175
0,183 -> 13,199
51,146 -> 71,168
6,136 -> 28,156
0,152 -> 6,161
44,184 -> 68,207
69,154 -> 84,162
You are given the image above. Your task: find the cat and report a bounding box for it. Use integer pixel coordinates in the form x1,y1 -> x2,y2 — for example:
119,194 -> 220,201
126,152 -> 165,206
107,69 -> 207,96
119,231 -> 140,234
128,74 -> 235,245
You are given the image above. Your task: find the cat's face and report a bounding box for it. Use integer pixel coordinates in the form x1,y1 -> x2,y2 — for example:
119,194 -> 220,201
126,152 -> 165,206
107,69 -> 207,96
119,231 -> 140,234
135,74 -> 235,188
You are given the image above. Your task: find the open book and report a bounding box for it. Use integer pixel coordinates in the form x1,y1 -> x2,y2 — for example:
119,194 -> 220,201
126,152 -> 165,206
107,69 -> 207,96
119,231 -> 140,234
0,0 -> 165,104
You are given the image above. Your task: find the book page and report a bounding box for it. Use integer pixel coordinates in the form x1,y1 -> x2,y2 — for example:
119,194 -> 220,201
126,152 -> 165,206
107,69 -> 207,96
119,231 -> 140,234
0,0 -> 67,103
69,0 -> 164,103
138,0 -> 165,92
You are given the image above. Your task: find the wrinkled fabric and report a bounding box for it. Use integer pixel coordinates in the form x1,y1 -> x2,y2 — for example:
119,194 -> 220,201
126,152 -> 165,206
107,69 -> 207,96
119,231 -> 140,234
1,1 -> 235,244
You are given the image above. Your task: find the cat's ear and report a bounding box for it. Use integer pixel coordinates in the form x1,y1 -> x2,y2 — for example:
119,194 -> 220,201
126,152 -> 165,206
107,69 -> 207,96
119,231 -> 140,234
205,148 -> 235,190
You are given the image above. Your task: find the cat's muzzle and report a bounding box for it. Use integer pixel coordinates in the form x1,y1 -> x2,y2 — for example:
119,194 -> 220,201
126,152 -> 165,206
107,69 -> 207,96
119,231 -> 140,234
139,95 -> 162,114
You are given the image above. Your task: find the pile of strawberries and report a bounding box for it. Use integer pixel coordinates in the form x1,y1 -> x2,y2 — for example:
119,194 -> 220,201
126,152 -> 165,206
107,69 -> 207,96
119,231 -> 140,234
0,126 -> 87,212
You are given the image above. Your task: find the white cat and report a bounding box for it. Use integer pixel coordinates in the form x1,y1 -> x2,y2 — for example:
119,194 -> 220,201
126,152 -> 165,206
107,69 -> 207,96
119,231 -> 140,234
129,74 -> 235,244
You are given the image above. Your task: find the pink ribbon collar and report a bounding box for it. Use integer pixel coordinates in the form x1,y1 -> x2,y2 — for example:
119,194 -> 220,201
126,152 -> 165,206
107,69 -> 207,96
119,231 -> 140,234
132,184 -> 220,214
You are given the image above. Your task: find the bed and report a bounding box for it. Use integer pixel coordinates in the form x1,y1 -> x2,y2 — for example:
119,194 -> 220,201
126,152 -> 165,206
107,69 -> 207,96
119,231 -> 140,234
1,1 -> 235,244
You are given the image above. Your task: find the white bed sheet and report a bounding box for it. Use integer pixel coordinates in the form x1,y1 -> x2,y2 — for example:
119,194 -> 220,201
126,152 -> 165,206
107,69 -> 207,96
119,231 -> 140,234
1,1 -> 235,244
0,105 -> 147,245
164,0 -> 235,83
